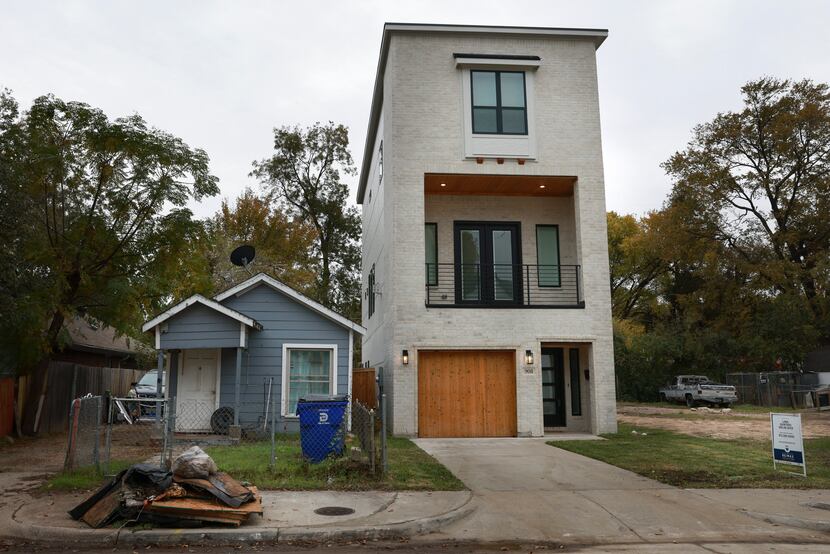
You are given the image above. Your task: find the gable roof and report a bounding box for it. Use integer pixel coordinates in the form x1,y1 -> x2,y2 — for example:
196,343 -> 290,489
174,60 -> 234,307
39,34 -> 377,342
356,22 -> 609,204
214,273 -> 366,335
142,294 -> 262,333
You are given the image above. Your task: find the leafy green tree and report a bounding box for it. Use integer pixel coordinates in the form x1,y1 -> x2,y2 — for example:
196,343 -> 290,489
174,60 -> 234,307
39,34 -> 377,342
252,122 -> 361,320
203,188 -> 317,292
0,92 -> 219,433
607,211 -> 667,322
663,77 -> 830,338
611,78 -> 830,398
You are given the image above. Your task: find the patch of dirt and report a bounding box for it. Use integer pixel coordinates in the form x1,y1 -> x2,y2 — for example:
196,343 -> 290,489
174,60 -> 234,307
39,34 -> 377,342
0,434 -> 68,473
649,469 -> 723,487
0,423 -> 165,475
618,405 -> 830,440
619,404 -> 757,417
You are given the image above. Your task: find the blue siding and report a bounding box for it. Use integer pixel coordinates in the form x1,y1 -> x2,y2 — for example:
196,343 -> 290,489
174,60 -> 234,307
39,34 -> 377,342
218,284 -> 351,431
160,303 -> 241,349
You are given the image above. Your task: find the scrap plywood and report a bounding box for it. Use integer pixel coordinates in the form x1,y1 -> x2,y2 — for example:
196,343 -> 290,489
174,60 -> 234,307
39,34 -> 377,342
173,472 -> 254,507
146,487 -> 262,527
80,488 -> 122,528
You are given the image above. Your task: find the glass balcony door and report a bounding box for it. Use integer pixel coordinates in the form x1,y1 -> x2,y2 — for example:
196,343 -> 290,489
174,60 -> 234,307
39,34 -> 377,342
453,221 -> 522,305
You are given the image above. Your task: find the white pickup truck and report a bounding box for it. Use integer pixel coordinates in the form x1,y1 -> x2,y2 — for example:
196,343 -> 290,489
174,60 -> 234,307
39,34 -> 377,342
659,375 -> 738,408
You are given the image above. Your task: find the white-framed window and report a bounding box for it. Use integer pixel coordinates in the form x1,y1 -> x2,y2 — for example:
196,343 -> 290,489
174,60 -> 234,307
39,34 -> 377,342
281,343 -> 338,417
456,55 -> 539,159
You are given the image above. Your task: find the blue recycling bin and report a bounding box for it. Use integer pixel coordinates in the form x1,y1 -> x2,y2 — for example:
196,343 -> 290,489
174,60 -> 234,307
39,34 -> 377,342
297,395 -> 348,463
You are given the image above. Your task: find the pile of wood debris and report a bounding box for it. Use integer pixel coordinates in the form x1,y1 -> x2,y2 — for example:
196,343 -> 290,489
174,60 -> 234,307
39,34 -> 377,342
70,447 -> 262,528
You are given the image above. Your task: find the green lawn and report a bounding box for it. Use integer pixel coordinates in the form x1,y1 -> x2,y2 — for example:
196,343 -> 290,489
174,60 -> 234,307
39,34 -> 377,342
206,435 -> 464,491
550,423 -> 830,489
43,436 -> 464,492
41,459 -> 134,492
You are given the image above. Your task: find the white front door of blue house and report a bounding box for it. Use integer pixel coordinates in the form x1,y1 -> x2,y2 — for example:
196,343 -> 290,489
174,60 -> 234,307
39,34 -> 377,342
176,349 -> 219,432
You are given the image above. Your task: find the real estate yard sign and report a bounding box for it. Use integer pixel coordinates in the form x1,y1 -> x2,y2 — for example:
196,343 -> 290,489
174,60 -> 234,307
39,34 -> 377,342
770,413 -> 806,477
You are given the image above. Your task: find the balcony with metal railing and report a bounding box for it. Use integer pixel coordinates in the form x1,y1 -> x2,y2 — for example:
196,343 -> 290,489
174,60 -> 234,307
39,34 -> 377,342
425,263 -> 583,308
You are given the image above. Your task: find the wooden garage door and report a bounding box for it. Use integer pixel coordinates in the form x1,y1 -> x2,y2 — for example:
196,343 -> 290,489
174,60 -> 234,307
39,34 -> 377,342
418,350 -> 517,438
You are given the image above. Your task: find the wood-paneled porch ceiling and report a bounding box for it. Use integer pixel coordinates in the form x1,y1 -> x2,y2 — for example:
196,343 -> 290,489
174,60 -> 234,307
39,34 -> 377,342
424,173 -> 576,197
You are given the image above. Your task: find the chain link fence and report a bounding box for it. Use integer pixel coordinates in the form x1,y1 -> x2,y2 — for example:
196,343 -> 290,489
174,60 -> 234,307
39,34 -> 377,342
103,396 -> 172,472
99,391 -> 277,473
726,371 -> 817,408
166,378 -> 279,469
64,394 -> 103,471
348,376 -> 388,474
68,375 -> 389,475
350,400 -> 377,472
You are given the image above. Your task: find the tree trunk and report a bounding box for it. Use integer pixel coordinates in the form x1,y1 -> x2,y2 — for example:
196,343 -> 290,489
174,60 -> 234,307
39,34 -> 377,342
319,243 -> 332,307
20,310 -> 66,436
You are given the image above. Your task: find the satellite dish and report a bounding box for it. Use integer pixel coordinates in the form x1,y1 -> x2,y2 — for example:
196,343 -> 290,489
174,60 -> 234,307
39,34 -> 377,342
230,245 -> 256,274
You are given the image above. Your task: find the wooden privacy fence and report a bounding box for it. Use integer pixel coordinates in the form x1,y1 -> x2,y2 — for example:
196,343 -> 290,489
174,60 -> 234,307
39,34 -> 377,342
16,362 -> 146,435
0,377 -> 13,437
352,367 -> 377,409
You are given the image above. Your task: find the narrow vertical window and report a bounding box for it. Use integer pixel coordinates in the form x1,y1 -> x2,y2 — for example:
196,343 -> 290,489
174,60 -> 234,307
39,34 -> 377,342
569,348 -> 581,416
378,141 -> 383,183
536,225 -> 561,287
367,264 -> 376,318
425,223 -> 438,286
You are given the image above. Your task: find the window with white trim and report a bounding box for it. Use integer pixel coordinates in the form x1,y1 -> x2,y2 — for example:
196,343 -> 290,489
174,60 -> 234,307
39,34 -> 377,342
283,346 -> 336,416
456,55 -> 539,159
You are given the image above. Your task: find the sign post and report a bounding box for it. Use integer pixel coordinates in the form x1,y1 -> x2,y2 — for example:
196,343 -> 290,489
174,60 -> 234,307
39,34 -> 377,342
770,413 -> 806,477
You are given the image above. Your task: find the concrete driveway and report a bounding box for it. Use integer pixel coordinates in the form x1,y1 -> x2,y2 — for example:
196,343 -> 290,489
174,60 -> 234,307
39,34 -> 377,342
414,437 -> 828,546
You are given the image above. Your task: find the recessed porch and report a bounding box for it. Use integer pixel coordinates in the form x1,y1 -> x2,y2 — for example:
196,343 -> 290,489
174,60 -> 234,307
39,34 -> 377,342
423,173 -> 583,308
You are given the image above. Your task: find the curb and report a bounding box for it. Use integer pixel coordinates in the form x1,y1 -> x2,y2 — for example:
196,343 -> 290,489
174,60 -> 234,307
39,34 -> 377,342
3,492 -> 475,547
742,509 -> 830,534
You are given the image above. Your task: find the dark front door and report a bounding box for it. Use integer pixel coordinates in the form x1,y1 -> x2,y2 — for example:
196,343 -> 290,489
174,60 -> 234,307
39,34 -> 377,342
454,221 -> 522,305
542,348 -> 566,427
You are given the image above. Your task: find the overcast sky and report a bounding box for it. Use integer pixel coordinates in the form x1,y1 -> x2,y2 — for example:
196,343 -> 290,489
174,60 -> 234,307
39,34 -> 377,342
3,0 -> 829,219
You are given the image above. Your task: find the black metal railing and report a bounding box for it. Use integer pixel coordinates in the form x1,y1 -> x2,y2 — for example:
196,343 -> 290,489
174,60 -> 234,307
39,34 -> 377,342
425,263 -> 583,308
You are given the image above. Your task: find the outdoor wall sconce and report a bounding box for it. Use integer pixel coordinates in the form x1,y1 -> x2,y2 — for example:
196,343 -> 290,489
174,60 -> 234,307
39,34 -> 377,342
584,368 -> 590,381
402,349 -> 409,365
525,349 -> 534,365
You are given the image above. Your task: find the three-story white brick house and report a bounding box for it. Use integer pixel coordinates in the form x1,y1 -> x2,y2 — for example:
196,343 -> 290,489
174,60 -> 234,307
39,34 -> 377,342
358,23 -> 617,437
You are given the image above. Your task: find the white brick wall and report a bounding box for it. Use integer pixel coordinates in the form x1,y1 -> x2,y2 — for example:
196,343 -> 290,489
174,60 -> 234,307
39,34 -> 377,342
361,108 -> 388,372
361,30 -> 617,437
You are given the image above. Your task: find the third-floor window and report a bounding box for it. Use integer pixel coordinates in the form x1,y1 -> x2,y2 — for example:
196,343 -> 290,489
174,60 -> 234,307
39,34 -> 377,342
471,70 -> 527,135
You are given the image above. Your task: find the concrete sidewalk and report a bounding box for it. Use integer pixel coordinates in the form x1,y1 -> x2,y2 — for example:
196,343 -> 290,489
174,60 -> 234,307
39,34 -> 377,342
691,488 -> 830,532
413,437 -> 830,547
0,472 -> 473,547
